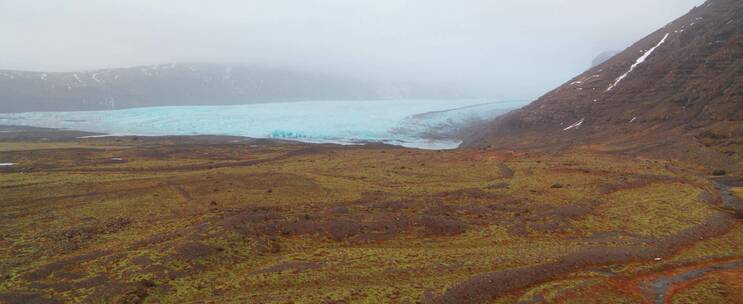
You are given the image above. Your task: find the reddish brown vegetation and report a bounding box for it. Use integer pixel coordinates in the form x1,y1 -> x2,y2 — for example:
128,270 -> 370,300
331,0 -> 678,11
430,212 -> 735,303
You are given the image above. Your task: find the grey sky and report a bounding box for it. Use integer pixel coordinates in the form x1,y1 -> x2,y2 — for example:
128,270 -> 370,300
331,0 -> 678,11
0,0 -> 705,99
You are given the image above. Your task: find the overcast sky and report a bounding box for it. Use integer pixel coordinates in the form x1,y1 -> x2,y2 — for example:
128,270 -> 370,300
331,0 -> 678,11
0,0 -> 705,99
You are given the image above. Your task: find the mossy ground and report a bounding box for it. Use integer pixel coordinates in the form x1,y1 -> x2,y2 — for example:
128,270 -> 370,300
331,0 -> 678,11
0,136 -> 740,303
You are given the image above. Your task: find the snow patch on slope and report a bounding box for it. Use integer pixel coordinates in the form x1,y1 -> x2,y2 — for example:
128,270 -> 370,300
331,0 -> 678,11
563,118 -> 585,131
606,33 -> 670,92
570,74 -> 601,86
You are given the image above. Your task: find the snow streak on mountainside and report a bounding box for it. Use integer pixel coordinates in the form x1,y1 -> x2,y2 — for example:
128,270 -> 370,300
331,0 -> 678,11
606,33 -> 669,92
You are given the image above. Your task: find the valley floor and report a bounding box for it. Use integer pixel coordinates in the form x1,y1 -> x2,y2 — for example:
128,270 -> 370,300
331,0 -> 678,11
0,127 -> 742,303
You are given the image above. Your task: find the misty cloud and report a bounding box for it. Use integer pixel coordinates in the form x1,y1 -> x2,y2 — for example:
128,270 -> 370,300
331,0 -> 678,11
0,0 -> 705,99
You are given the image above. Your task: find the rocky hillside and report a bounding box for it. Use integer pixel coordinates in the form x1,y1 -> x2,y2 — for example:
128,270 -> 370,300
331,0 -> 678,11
465,0 -> 743,173
0,64 -> 463,113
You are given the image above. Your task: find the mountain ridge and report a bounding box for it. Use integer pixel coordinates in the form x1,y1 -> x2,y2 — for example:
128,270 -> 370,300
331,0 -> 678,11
464,0 -> 743,173
0,63 -> 466,113
590,51 -> 619,68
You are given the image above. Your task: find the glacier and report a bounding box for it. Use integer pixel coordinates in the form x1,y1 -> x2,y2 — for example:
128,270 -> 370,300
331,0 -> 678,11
0,99 -> 526,149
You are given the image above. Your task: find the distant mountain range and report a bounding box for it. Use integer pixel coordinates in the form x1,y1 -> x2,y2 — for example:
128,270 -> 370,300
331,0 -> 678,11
0,63 -> 466,113
465,0 -> 742,172
590,51 -> 619,68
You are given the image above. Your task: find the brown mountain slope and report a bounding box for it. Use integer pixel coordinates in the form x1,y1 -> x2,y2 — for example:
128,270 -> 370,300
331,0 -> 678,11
464,0 -> 743,173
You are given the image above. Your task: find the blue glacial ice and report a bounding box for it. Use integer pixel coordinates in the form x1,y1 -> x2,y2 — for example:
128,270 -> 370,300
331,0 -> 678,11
0,99 -> 527,149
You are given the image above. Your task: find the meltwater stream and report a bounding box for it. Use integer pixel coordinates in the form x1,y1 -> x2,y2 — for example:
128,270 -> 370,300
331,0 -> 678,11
0,100 -> 526,149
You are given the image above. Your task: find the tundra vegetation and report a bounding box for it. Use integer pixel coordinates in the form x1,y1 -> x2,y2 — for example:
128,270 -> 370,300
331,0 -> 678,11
1,131 -> 741,303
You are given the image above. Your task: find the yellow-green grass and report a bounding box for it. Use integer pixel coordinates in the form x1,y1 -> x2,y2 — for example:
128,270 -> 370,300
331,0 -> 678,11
733,187 -> 743,200
572,183 -> 712,237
